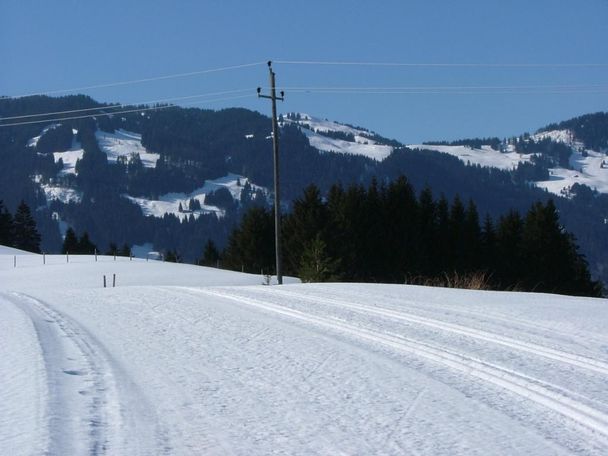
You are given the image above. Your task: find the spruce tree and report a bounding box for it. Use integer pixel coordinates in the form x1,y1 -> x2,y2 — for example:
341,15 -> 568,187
417,187 -> 436,276
0,200 -> 14,246
12,201 -> 41,253
77,232 -> 97,254
298,235 -> 340,282
496,210 -> 524,288
62,228 -> 79,254
199,239 -> 220,267
282,184 -> 328,275
119,243 -> 132,257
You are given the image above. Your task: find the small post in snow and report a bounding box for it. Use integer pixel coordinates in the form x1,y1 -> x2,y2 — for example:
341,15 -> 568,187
103,275 -> 106,288
66,252 -> 69,263
13,255 -> 16,268
112,273 -> 116,288
43,253 -> 46,265
95,248 -> 97,262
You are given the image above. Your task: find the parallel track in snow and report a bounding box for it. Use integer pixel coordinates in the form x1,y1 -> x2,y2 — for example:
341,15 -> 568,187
9,292 -> 171,455
254,287 -> 608,376
194,287 -> 608,441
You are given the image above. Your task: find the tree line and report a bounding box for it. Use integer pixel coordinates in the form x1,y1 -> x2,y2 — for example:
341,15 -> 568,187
0,200 -> 41,253
221,177 -> 602,297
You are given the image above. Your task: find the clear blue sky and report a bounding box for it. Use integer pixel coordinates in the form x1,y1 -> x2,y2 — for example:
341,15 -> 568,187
1,0 -> 607,142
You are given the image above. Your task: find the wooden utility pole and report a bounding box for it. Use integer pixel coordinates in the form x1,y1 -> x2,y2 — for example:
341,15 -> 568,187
257,61 -> 285,284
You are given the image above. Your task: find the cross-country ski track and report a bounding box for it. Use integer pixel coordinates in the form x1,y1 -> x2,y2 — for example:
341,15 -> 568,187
1,252 -> 608,455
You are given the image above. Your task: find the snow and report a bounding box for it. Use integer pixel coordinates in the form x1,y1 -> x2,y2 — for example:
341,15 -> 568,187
410,144 -> 531,170
40,184 -> 83,204
301,128 -> 394,161
2,249 -> 608,454
536,148 -> 608,196
0,245 -> 35,255
27,124 -> 62,148
284,113 -> 394,161
52,132 -> 84,176
125,173 -> 266,220
532,129 -> 573,144
95,129 -> 160,168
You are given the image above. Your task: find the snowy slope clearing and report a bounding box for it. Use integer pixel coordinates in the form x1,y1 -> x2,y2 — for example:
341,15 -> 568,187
409,144 -> 531,170
412,130 -> 608,197
125,173 -> 266,220
283,113 -> 394,161
95,129 -> 160,168
2,250 -> 608,455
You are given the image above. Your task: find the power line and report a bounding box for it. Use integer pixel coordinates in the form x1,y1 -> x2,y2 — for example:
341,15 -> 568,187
281,83 -> 608,91
0,94 -> 256,128
0,89 -> 254,121
286,88 -> 608,95
0,62 -> 266,100
275,60 -> 608,68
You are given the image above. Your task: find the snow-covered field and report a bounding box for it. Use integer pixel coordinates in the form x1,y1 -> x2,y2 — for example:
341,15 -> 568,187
2,248 -> 608,455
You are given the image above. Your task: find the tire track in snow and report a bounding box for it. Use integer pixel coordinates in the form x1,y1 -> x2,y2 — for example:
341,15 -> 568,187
255,287 -> 608,376
9,292 -> 171,455
194,287 -> 608,441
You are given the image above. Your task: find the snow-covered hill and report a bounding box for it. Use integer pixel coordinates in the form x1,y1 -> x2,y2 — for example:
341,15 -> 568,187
27,125 -> 266,219
125,173 -> 268,220
414,130 -> 608,197
408,144 -> 531,170
282,113 -> 608,197
283,113 -> 395,161
2,249 -> 608,454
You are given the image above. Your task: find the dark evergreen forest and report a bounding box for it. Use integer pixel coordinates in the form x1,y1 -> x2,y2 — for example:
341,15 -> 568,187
223,180 -> 602,297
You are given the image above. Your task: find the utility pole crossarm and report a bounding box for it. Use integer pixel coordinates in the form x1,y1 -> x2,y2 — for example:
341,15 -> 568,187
257,61 -> 285,285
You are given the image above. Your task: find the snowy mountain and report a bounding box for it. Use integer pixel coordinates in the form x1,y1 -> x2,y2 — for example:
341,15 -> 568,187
2,249 -> 608,454
1,96 -> 607,286
284,112 -> 608,198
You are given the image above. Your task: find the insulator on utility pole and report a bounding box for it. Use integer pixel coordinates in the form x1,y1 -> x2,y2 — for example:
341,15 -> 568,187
257,60 -> 285,285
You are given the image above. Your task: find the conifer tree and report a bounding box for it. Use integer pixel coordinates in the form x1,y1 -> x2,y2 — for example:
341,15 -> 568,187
282,184 -> 328,275
12,201 -> 41,253
199,239 -> 220,267
298,235 -> 340,282
0,200 -> 14,246
119,243 -> 132,257
77,232 -> 97,254
223,206 -> 274,274
62,227 -> 79,254
480,214 -> 497,270
417,187 -> 436,276
496,210 -> 524,287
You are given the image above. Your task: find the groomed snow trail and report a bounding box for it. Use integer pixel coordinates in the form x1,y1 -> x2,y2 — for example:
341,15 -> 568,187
2,254 -> 608,455
5,292 -> 171,455
182,285 -> 608,454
